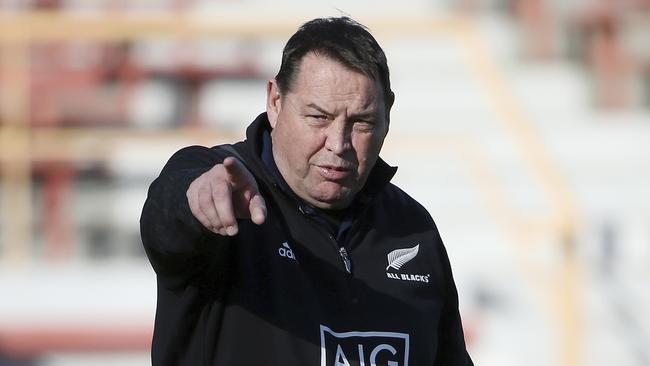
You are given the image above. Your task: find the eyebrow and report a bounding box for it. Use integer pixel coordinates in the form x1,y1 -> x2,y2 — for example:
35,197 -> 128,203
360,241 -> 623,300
305,103 -> 334,116
305,103 -> 377,120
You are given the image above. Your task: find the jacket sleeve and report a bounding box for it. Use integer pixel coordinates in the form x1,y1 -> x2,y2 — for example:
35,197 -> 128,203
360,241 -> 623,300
139,145 -> 231,290
434,231 -> 474,366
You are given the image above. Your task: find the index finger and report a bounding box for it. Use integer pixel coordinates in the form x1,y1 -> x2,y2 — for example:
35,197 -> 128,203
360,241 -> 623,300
222,156 -> 255,191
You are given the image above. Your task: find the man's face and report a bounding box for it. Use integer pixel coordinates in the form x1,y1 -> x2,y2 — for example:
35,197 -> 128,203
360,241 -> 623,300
267,52 -> 390,210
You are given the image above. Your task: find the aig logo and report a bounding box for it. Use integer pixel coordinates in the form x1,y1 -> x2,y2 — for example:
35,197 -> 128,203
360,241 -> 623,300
320,325 -> 410,366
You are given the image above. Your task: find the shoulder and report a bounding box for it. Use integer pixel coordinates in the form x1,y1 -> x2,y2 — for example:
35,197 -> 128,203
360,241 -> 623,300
375,184 -> 457,280
371,183 -> 447,256
159,144 -> 241,174
375,183 -> 435,227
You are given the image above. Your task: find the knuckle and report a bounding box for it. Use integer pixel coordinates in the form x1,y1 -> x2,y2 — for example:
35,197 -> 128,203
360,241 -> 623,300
197,217 -> 211,228
197,195 -> 213,210
187,182 -> 198,197
211,182 -> 230,199
207,215 -> 221,229
210,163 -> 226,176
220,215 -> 235,227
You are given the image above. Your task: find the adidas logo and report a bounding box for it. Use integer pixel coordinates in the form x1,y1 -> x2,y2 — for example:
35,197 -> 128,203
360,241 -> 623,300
278,242 -> 296,261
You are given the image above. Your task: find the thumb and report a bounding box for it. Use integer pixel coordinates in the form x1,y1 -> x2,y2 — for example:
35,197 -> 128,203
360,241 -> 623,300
249,194 -> 267,225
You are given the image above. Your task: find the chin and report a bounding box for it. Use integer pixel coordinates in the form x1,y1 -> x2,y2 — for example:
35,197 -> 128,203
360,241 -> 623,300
311,192 -> 353,210
306,181 -> 359,209
313,201 -> 348,210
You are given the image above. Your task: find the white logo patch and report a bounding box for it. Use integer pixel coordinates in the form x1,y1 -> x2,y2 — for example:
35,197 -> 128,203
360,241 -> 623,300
385,244 -> 430,283
278,241 -> 296,261
320,325 -> 409,366
386,244 -> 419,270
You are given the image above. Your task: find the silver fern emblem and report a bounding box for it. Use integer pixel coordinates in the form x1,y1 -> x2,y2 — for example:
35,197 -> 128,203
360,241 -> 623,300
386,244 -> 420,270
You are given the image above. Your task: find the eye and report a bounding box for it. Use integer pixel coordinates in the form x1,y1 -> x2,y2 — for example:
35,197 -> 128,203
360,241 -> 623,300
353,119 -> 375,132
307,114 -> 329,122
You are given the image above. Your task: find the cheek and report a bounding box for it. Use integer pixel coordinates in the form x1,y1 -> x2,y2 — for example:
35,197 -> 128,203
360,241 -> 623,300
280,125 -> 323,171
355,135 -> 383,166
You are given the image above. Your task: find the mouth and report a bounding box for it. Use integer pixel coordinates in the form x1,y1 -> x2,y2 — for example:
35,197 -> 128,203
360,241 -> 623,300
316,164 -> 354,181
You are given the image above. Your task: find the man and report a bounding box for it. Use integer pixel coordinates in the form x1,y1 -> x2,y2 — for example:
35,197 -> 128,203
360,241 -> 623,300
141,17 -> 473,365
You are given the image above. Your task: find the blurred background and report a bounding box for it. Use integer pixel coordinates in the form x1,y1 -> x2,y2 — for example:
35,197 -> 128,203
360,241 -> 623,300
0,0 -> 649,365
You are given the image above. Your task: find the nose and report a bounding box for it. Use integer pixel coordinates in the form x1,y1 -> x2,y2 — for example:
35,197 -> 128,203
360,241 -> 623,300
324,119 -> 351,155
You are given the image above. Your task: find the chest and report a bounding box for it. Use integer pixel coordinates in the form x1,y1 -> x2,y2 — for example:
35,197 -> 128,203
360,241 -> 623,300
227,210 -> 446,337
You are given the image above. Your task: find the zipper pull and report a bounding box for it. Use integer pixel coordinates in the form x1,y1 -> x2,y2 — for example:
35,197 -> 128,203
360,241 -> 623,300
339,247 -> 352,274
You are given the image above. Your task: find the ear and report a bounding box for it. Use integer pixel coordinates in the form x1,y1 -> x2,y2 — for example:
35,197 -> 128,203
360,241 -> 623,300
266,79 -> 282,129
384,91 -> 395,133
387,91 -> 395,111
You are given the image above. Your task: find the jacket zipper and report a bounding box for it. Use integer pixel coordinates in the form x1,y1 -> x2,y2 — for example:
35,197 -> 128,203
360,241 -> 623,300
326,233 -> 352,274
334,204 -> 372,275
300,205 -> 354,274
338,246 -> 352,274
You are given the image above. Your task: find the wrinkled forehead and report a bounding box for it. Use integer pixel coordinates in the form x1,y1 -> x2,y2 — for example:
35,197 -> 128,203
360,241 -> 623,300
289,53 -> 385,114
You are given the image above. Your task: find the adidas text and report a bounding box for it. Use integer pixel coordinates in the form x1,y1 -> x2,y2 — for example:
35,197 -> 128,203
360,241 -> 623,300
278,242 -> 295,260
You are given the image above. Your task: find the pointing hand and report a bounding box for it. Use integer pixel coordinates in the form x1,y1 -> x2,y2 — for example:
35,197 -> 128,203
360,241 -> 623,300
187,157 -> 267,236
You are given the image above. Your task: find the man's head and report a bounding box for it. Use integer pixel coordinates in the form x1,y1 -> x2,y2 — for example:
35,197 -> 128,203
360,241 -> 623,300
274,17 -> 394,115
266,17 -> 394,210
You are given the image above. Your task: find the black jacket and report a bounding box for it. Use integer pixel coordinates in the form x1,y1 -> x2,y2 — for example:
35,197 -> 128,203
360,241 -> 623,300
140,113 -> 473,365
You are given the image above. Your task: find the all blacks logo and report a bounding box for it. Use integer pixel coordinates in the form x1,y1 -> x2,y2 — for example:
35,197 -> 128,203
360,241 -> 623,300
320,325 -> 410,366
